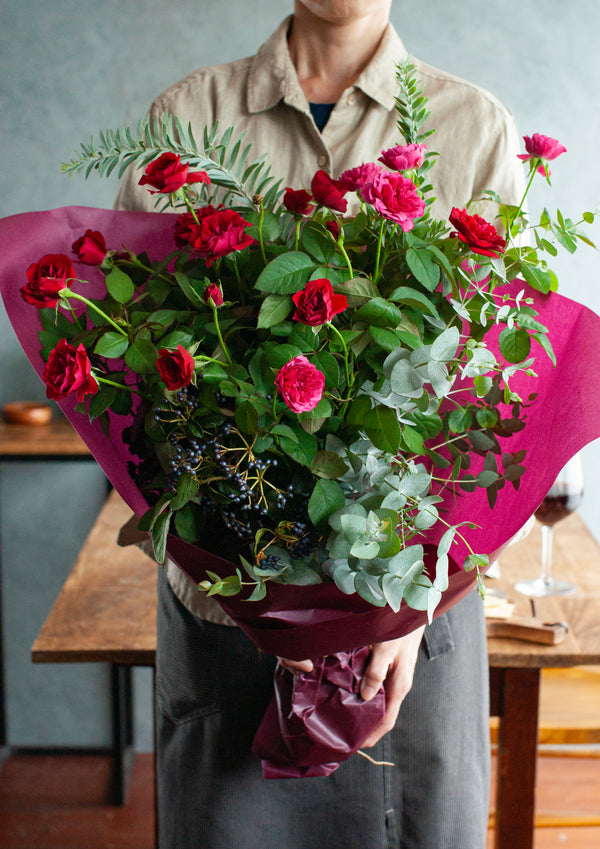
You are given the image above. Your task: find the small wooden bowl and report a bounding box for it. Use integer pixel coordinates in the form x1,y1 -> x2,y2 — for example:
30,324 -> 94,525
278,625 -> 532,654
2,401 -> 53,426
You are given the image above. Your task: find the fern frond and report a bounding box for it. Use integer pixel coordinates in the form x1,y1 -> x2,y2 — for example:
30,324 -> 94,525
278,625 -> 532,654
61,115 -> 283,207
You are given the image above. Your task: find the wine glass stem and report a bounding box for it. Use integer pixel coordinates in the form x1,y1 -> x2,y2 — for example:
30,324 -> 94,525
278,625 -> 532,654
540,523 -> 554,587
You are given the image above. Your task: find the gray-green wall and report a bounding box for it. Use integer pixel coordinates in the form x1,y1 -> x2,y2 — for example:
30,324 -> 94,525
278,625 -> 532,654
1,0 -> 598,749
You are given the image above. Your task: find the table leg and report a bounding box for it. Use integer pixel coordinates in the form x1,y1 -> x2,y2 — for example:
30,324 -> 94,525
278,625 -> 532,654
491,667 -> 541,849
110,664 -> 135,805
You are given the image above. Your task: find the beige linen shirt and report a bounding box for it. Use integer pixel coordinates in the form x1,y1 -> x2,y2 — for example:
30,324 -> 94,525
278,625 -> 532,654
116,16 -> 525,624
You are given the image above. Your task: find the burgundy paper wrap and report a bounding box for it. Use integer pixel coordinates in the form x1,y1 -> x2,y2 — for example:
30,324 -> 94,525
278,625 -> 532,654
2,206 -> 600,776
253,648 -> 386,777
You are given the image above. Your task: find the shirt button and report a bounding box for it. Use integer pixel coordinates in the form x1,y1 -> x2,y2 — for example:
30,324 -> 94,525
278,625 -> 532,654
317,154 -> 328,167
346,92 -> 357,106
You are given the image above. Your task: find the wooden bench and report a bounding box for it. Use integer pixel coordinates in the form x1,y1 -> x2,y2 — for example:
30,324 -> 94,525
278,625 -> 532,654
32,489 -> 156,804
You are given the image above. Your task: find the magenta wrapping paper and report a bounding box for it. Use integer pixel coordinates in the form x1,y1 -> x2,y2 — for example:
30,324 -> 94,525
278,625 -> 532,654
2,205 -> 600,663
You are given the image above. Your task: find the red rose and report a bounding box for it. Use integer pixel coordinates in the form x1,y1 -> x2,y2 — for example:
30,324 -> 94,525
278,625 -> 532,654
156,345 -> 196,390
325,219 -> 340,240
175,205 -> 253,267
310,170 -> 348,213
292,278 -> 347,326
275,355 -> 325,413
378,143 -> 426,172
449,208 -> 506,257
338,162 -> 384,192
139,152 -> 210,194
203,283 -> 224,307
20,254 -> 75,308
43,339 -> 98,402
361,171 -> 425,231
72,229 -> 107,265
517,133 -> 567,176
283,188 -> 313,216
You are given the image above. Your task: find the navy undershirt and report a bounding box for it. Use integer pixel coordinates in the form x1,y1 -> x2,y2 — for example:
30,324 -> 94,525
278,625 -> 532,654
309,102 -> 335,132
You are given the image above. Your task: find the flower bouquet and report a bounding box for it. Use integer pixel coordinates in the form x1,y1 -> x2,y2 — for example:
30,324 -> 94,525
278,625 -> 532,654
2,63 -> 600,776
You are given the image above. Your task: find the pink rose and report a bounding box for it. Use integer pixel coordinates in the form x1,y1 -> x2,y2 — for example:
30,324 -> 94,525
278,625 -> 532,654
292,278 -> 347,326
156,345 -> 195,390
20,254 -> 75,308
174,205 -> 253,267
275,355 -> 325,413
361,171 -> 425,231
43,339 -> 98,402
283,188 -> 314,216
203,282 -> 224,307
338,162 -> 384,192
449,208 -> 506,257
310,170 -> 348,213
139,152 -> 210,194
72,229 -> 107,265
517,133 -> 567,176
378,143 -> 426,172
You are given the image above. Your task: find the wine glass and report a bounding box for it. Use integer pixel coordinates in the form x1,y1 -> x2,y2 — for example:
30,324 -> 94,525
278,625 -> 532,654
515,454 -> 583,597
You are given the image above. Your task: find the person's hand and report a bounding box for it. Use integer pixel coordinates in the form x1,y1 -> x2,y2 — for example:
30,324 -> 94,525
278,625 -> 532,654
359,626 -> 426,747
277,656 -> 314,675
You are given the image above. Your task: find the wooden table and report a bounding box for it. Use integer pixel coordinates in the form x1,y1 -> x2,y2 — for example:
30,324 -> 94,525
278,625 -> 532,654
487,512 -> 600,849
0,416 -> 92,751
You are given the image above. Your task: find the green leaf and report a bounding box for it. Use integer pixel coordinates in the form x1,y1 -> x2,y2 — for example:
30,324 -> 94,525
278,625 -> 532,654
520,263 -> 557,294
255,251 -> 315,294
405,248 -> 441,292
369,326 -> 404,352
448,408 -> 473,433
310,450 -> 349,479
125,328 -> 158,374
105,267 -> 135,303
401,424 -> 426,454
335,276 -> 379,306
151,509 -> 171,564
279,428 -> 318,466
499,326 -> 531,363
308,479 -> 345,527
310,351 -> 340,386
87,384 -> 117,421
257,293 -> 292,329
364,405 -> 401,453
94,331 -> 129,359
171,472 -> 200,510
235,398 -> 259,434
301,221 -> 337,263
388,285 -> 439,316
174,272 -> 205,308
354,297 -> 403,328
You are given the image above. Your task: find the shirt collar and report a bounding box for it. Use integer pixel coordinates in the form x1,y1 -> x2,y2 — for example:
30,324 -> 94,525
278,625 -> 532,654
248,16 -> 408,115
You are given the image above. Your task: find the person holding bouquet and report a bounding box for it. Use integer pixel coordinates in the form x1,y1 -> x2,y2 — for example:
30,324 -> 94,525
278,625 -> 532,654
116,2 -> 525,847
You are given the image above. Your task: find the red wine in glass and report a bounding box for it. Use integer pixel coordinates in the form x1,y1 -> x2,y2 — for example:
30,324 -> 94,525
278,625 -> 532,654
515,455 -> 583,597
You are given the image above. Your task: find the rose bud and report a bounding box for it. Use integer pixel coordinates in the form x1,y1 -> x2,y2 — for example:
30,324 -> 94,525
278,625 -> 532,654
292,278 -> 347,326
310,170 -> 348,213
449,208 -> 507,257
72,229 -> 107,265
283,188 -> 314,216
139,152 -> 210,194
517,133 -> 567,176
203,283 -> 224,307
43,339 -> 98,402
20,254 -> 75,308
275,355 -> 326,413
156,345 -> 196,391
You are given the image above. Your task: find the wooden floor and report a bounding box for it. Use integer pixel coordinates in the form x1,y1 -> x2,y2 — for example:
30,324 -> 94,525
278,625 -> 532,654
0,749 -> 598,848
